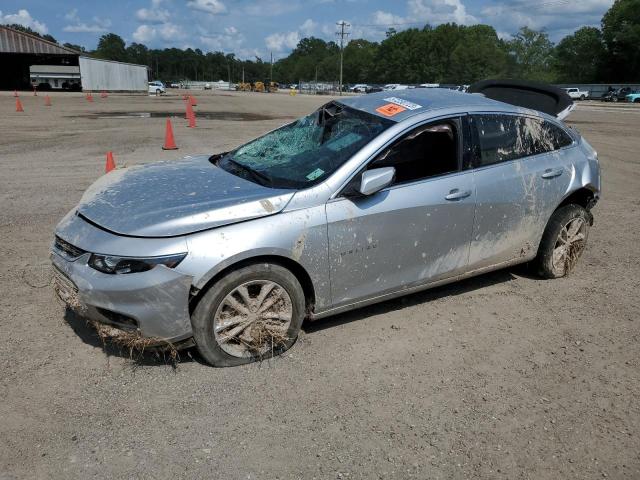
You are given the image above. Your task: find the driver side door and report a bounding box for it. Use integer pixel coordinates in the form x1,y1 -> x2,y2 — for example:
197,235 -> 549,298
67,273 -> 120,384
325,116 -> 476,308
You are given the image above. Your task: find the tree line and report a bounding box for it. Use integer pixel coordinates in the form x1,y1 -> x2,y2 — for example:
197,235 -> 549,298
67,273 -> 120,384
5,0 -> 639,85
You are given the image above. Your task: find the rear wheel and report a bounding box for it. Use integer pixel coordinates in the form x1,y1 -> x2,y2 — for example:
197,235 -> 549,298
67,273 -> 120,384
192,263 -> 305,367
535,205 -> 590,279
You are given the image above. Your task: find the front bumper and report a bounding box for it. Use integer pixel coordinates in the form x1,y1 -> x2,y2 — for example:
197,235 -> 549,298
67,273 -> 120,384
51,247 -> 194,343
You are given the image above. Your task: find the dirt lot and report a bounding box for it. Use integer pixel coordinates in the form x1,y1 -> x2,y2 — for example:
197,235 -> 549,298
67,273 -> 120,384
0,90 -> 638,479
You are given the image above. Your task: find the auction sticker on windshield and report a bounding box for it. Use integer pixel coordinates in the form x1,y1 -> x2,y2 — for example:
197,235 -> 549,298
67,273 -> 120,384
384,97 -> 423,110
376,103 -> 406,117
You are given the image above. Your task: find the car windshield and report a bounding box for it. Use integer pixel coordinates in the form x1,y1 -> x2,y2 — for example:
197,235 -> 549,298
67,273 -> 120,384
216,102 -> 393,189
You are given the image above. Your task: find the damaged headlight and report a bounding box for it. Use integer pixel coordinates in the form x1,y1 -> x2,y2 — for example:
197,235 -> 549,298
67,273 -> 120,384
88,253 -> 187,274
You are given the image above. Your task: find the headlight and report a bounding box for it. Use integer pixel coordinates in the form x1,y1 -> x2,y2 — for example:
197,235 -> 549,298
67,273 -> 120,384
88,253 -> 187,274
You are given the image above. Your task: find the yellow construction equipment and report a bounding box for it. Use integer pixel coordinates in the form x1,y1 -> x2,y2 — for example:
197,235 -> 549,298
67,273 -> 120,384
236,82 -> 252,92
268,82 -> 278,92
253,81 -> 265,93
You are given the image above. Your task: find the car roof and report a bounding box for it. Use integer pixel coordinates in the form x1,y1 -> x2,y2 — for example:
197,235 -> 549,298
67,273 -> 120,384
336,88 -> 515,123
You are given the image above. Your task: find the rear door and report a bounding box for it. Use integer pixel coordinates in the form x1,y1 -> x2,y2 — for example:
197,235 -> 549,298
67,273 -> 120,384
468,113 -> 575,270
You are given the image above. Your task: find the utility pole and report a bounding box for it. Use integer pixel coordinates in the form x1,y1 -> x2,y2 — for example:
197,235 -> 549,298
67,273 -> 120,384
270,51 -> 273,86
336,21 -> 350,96
242,67 -> 245,84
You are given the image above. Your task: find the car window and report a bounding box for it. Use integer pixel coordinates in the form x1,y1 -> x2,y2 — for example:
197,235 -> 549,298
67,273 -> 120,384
370,120 -> 459,185
473,114 -> 573,167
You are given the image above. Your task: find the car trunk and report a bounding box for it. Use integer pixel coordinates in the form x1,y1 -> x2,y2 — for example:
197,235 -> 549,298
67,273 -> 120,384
468,80 -> 574,120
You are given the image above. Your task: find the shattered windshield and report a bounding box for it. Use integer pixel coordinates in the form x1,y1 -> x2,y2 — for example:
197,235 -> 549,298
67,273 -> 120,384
216,102 -> 393,189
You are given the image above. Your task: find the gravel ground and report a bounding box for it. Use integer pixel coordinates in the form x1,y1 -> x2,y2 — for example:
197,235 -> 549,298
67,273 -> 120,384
0,91 -> 638,479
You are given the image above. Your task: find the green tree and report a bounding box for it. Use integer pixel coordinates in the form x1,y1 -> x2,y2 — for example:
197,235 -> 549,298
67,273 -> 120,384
126,43 -> 149,66
506,27 -> 555,81
63,42 -> 85,52
601,0 -> 640,81
95,33 -> 127,61
448,25 -> 507,83
554,27 -> 605,82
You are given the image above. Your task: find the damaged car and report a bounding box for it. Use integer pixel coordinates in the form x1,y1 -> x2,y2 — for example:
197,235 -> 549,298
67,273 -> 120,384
52,80 -> 600,367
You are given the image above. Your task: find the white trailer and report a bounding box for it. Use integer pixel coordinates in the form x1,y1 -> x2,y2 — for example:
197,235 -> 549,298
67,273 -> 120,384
79,57 -> 148,92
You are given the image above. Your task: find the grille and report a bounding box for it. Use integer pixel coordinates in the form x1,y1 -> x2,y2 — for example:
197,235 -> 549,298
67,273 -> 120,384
54,236 -> 86,259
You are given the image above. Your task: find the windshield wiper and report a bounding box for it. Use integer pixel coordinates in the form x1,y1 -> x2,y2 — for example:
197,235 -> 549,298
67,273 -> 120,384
222,157 -> 273,187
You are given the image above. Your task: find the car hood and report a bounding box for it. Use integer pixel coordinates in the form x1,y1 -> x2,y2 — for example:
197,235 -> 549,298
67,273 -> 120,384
77,155 -> 295,237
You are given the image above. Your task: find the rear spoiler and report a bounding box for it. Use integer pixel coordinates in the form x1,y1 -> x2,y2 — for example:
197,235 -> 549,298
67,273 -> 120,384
468,80 -> 574,120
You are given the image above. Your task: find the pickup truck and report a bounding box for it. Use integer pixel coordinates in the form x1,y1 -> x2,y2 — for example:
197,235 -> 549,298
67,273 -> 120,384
564,87 -> 589,100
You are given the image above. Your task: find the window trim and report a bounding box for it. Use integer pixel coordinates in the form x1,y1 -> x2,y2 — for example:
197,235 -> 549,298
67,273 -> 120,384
333,114 -> 467,199
468,112 -> 576,170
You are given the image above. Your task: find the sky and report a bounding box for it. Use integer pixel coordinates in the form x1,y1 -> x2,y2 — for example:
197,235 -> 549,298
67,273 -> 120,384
0,0 -> 614,60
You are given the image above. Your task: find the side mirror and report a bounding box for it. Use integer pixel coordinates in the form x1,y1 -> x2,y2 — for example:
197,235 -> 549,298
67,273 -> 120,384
358,167 -> 395,196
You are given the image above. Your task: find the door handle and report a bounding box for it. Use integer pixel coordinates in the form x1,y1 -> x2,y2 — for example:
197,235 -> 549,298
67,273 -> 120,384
542,168 -> 563,179
445,189 -> 472,201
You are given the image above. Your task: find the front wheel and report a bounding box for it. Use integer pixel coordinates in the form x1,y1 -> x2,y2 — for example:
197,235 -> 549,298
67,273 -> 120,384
534,204 -> 590,279
192,263 -> 305,367
580,95 -> 586,100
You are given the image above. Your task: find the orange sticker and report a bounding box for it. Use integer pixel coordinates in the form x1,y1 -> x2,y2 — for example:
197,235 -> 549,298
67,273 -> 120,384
376,103 -> 406,117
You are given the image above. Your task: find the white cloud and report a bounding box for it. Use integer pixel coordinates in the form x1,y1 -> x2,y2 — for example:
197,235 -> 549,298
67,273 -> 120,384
64,9 -> 78,21
265,31 -> 300,52
132,24 -> 157,42
187,0 -> 227,15
133,22 -> 185,43
408,0 -> 477,25
63,13 -> 111,33
0,9 -> 48,34
299,19 -> 317,36
478,0 -> 611,39
136,8 -> 170,23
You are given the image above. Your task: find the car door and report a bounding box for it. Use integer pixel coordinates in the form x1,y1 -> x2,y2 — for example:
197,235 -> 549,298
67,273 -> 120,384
468,113 -> 575,270
325,116 -> 476,308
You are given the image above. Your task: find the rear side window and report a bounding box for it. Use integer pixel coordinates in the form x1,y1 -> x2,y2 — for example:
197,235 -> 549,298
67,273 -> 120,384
473,114 -> 573,167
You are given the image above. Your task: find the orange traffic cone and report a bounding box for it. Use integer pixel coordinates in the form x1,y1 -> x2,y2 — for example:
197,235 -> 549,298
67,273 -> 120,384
45,95 -> 52,106
162,119 -> 178,150
105,151 -> 116,173
185,101 -> 193,119
16,98 -> 24,112
13,90 -> 18,97
86,92 -> 93,102
186,104 -> 196,128
189,95 -> 197,106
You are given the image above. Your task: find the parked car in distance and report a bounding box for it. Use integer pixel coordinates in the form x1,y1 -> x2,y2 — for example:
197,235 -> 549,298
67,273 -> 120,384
148,81 -> 166,95
601,87 -> 632,102
366,86 -> 383,94
350,84 -> 369,93
564,87 -> 589,100
626,92 -> 640,103
52,82 -> 600,367
204,83 -> 212,90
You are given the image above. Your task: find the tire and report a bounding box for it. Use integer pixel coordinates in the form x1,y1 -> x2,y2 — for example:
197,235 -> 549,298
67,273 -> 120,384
534,204 -> 590,279
613,96 -> 619,102
580,95 -> 586,101
155,89 -> 161,96
192,263 -> 305,367
634,99 -> 640,104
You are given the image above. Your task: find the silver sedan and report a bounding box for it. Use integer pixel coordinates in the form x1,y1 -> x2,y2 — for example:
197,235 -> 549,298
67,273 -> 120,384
52,84 -> 600,366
